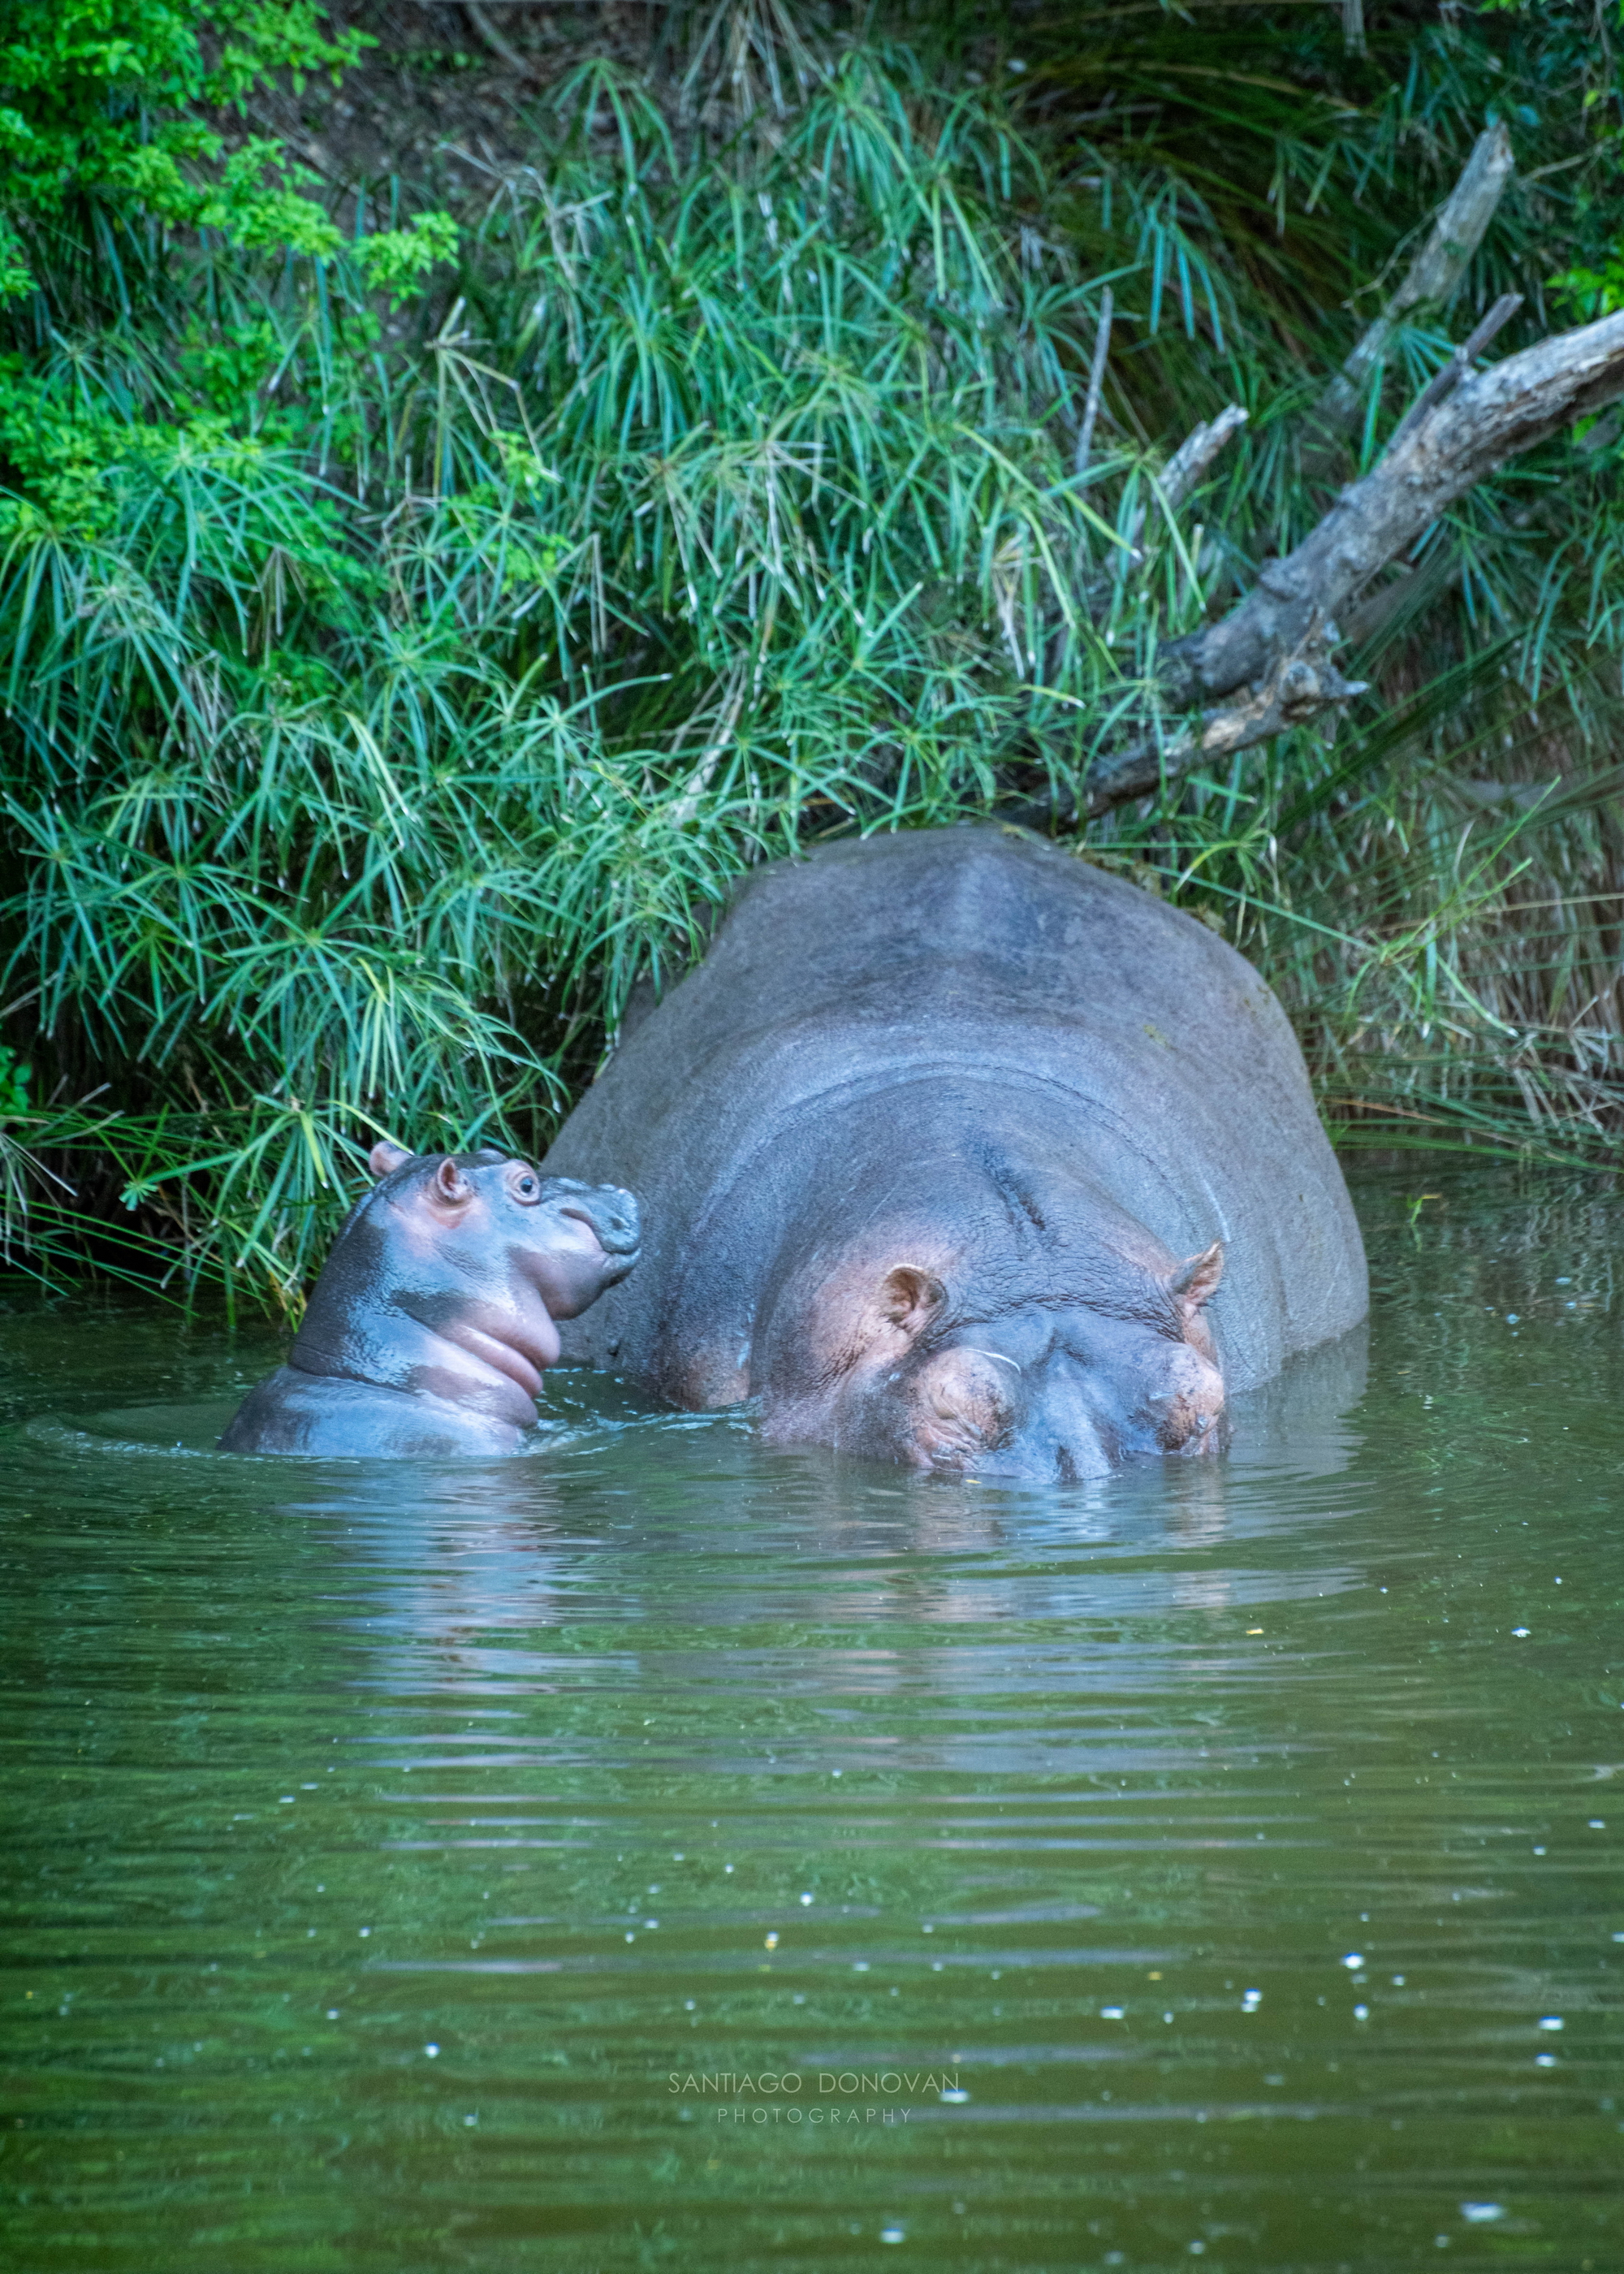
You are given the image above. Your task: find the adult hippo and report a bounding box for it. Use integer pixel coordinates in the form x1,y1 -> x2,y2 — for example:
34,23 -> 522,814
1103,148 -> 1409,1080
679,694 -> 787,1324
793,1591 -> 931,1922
542,828 -> 1365,1480
219,1143 -> 640,1456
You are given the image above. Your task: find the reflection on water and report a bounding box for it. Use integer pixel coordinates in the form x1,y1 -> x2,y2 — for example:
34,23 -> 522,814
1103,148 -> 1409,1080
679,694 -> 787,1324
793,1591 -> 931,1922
2,1163 -> 1622,2272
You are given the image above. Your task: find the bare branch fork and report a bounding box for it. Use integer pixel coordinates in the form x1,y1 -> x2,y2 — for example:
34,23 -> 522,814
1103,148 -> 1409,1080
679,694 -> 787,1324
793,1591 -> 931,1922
1022,123 -> 1541,828
1315,120 -> 1515,436
1065,305 -> 1624,820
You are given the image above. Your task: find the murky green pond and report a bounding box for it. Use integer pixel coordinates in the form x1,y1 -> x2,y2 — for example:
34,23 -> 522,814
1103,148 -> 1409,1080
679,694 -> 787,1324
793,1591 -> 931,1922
2,1162 -> 1622,2272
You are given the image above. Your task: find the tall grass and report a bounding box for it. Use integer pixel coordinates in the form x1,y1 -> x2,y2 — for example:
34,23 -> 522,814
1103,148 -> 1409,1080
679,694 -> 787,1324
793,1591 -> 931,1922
2,11 -> 1622,1309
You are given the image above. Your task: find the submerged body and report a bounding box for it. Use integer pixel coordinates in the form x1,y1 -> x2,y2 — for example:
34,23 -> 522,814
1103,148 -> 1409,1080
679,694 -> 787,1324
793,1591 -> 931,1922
543,828 -> 1366,1479
219,1145 -> 640,1457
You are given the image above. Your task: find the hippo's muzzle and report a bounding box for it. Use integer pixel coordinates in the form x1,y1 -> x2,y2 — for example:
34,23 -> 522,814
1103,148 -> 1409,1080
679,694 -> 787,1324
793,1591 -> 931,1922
546,1178 -> 641,1282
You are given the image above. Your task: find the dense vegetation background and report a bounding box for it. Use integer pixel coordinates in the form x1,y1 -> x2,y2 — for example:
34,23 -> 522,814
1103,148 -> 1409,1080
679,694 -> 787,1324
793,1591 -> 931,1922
2,0 -> 1622,1310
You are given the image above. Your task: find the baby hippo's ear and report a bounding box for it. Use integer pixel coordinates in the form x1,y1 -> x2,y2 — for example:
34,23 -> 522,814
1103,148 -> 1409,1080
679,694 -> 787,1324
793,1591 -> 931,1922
368,1139 -> 412,1179
1169,1240 -> 1224,1318
433,1157 -> 473,1205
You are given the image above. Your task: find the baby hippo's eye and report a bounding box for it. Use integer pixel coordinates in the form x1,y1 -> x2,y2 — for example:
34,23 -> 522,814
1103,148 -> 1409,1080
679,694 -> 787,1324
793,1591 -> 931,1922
514,1173 -> 538,1200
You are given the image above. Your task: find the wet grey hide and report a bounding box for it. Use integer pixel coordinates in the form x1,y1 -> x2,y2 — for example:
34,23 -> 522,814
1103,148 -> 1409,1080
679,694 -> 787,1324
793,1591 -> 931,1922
542,828 -> 1366,1481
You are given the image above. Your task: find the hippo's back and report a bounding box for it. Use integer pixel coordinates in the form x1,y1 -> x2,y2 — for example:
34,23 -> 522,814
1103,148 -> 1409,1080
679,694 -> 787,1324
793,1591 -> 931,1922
544,828 -> 1366,1392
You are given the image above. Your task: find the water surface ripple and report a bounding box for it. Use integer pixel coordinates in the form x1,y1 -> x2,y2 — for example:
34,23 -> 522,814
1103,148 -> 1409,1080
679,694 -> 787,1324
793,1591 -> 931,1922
2,1165 -> 1622,2271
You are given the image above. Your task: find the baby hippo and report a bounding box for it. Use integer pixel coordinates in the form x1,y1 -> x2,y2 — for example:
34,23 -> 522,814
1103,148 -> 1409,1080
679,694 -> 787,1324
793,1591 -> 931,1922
218,1141 -> 640,1457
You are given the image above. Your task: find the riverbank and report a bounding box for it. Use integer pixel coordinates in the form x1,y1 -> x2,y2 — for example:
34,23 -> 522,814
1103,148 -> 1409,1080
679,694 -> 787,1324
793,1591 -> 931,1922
2,4 -> 1620,1312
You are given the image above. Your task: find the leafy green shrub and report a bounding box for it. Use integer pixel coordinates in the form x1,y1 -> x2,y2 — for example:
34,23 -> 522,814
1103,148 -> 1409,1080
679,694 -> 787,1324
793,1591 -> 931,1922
0,1 -> 368,291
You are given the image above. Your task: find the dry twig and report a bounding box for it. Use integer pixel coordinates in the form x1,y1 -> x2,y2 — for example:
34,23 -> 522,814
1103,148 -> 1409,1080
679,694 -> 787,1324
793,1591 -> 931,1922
1069,305 -> 1624,818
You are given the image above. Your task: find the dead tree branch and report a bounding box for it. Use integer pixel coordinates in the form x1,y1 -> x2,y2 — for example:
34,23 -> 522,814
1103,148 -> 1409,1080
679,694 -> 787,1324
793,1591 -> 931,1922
1316,121 -> 1514,434
1167,307 -> 1624,706
1060,305 -> 1624,822
1157,403 -> 1250,513
1111,402 -> 1249,564
1382,292 -> 1522,447
1079,629 -> 1368,815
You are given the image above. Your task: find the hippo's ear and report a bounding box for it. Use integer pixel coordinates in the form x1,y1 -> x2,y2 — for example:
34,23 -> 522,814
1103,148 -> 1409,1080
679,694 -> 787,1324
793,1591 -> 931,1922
368,1139 -> 412,1179
433,1156 -> 473,1206
878,1265 -> 945,1338
1169,1241 -> 1224,1316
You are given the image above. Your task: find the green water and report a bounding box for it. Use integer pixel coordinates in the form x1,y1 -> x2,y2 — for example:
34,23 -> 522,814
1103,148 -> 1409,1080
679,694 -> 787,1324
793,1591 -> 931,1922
2,1163 -> 1621,2273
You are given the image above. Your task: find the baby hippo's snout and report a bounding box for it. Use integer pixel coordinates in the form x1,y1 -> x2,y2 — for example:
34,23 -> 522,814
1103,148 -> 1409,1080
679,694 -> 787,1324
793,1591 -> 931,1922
531,1178 -> 641,1316
551,1179 -> 641,1258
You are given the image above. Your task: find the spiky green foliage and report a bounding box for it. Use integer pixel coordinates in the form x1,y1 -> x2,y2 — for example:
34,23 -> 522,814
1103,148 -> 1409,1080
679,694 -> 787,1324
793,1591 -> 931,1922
1,3 -> 1622,1309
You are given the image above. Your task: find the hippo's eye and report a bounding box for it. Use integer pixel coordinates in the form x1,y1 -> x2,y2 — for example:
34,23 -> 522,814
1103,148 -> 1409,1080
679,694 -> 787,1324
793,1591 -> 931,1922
515,1174 -> 538,1199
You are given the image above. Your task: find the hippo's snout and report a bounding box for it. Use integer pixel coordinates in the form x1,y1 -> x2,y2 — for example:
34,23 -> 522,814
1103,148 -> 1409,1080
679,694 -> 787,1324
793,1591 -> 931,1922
529,1178 -> 641,1315
548,1179 -> 641,1255
588,1229 -> 641,1289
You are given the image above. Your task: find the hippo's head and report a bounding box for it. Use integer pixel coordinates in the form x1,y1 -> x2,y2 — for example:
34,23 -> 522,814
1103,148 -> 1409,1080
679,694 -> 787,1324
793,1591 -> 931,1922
754,1234 -> 1225,1483
361,1143 -> 642,1318
289,1143 -> 640,1420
